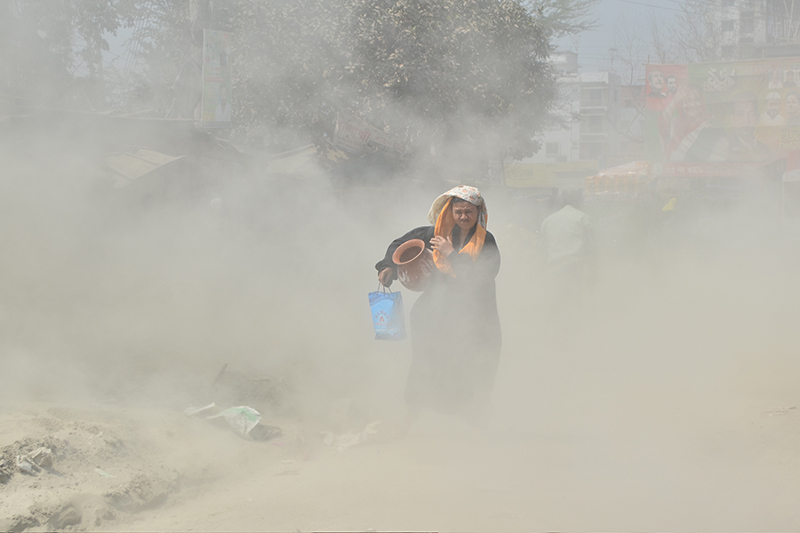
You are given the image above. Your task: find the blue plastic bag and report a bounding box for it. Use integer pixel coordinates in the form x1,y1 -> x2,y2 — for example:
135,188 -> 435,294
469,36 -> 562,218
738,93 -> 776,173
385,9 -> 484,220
369,286 -> 405,340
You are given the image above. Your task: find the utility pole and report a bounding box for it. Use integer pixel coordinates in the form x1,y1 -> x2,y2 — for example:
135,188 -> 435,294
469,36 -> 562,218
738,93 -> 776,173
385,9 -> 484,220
165,0 -> 212,120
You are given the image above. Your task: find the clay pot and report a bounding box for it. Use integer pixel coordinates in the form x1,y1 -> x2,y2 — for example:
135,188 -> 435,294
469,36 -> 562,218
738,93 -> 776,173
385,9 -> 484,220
392,239 -> 436,292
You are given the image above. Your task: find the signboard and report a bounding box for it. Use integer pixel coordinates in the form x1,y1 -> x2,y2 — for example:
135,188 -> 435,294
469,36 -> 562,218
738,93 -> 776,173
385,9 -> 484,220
201,30 -> 232,128
333,112 -> 407,156
644,59 -> 800,176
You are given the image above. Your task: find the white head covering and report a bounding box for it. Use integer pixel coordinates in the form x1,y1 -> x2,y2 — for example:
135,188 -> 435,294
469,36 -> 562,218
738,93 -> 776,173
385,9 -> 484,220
427,185 -> 488,228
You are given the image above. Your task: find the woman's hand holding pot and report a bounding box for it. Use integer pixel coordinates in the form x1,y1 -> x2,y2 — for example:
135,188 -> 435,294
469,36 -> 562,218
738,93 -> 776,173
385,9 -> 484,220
431,235 -> 454,256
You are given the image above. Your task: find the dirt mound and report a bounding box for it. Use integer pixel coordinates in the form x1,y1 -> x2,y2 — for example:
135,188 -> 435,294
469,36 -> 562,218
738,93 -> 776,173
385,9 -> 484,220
0,405 -> 189,532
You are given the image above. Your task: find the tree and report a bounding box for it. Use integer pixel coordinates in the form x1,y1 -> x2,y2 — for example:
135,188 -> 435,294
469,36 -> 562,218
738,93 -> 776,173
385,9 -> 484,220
610,9 -> 680,146
230,0 -> 562,164
670,0 -> 725,63
336,0 -> 559,164
669,0 -> 800,63
117,0 -> 197,117
123,0 -> 595,174
768,0 -> 800,43
0,0 -> 130,108
522,0 -> 597,39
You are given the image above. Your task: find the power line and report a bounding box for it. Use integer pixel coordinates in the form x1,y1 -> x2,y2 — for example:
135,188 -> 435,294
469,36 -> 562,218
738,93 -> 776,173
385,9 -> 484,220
617,0 -> 684,13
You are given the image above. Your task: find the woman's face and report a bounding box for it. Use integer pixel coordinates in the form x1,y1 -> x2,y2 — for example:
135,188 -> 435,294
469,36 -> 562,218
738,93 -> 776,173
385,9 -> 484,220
452,201 -> 479,233
681,90 -> 703,120
787,94 -> 800,115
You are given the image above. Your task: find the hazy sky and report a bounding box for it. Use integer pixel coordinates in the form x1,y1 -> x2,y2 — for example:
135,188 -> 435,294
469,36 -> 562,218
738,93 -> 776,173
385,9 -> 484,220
559,0 -> 680,71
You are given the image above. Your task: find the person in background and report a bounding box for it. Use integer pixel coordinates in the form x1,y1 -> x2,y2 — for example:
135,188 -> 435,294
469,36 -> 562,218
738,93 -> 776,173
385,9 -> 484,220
768,68 -> 783,89
660,85 -> 727,162
538,188 -> 596,307
785,70 -> 797,88
727,92 -> 773,162
375,185 -> 501,433
647,70 -> 667,98
666,74 -> 679,96
785,91 -> 800,126
646,69 -> 669,112
759,92 -> 785,126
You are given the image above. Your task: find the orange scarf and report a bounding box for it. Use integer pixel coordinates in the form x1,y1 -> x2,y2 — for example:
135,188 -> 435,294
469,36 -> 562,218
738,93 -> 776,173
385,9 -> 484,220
432,197 -> 487,277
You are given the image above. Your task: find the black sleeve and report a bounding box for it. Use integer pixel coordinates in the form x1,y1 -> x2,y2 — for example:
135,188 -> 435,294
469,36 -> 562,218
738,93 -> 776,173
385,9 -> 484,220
448,231 -> 501,283
375,226 -> 435,273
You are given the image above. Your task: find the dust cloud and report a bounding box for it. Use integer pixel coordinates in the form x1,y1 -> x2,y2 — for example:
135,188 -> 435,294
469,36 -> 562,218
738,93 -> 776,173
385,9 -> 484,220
0,122 -> 438,422
3,13 -> 800,529
3,117 -> 800,530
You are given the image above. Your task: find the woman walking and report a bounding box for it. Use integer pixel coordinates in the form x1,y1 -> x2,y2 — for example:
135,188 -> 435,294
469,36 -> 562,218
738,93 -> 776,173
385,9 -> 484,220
375,185 -> 501,431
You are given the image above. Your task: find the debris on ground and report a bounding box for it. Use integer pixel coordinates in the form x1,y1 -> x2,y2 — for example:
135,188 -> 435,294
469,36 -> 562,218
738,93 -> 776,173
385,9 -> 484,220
0,459 -> 11,483
0,436 -> 63,484
0,417 -> 184,533
16,454 -> 40,475
184,403 -> 282,442
249,423 -> 282,441
322,421 -> 382,452
29,447 -> 53,469
765,406 -> 797,416
209,406 -> 262,436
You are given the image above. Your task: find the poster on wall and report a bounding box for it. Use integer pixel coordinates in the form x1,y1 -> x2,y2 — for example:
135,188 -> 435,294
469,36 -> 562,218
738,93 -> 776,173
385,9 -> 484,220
201,29 -> 232,128
644,59 -> 800,177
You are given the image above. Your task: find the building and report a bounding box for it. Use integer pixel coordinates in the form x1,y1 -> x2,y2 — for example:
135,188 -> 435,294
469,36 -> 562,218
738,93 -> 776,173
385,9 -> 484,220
707,0 -> 800,59
504,53 -> 632,189
577,71 -> 622,164
619,83 -> 645,162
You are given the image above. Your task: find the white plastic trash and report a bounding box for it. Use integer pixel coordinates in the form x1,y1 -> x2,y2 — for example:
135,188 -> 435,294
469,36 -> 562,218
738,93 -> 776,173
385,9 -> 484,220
208,406 -> 262,436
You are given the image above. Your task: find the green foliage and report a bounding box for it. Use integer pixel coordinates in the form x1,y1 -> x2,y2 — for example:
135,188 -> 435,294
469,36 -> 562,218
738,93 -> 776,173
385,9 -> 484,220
119,0 -> 194,114
336,0 -> 558,161
216,0 -> 566,165
1,0 -> 597,171
523,0 -> 597,39
0,0 -> 125,106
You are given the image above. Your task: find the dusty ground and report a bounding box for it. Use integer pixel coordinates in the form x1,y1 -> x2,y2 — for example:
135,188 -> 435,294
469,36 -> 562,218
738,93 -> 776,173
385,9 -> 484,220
3,249 -> 800,532
3,170 -> 800,531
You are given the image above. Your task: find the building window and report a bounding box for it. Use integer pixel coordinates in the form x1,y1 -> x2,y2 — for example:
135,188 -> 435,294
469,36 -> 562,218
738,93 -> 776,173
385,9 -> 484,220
722,20 -> 735,32
581,114 -> 605,134
582,88 -> 604,107
546,142 -> 560,156
580,142 -> 603,160
741,12 -> 754,33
